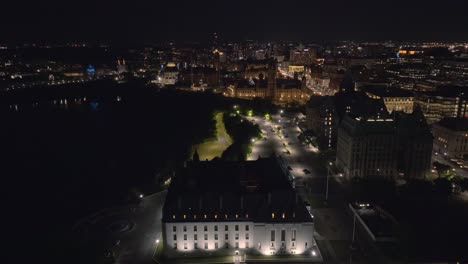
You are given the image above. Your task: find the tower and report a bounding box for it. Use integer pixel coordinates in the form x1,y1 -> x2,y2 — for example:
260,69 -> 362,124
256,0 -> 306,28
267,59 -> 277,100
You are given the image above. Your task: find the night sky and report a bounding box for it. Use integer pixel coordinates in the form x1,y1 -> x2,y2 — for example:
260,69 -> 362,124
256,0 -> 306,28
2,0 -> 467,42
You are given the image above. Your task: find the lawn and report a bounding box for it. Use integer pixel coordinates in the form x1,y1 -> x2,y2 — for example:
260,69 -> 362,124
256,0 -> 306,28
195,112 -> 232,161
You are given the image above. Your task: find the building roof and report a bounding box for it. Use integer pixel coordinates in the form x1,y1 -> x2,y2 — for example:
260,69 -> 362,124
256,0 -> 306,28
363,86 -> 414,97
341,115 -> 395,137
162,157 -> 312,223
436,117 -> 468,131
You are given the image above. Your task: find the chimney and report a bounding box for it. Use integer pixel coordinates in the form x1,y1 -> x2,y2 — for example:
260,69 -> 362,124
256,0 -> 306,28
178,196 -> 182,209
219,195 -> 223,210
240,196 -> 244,210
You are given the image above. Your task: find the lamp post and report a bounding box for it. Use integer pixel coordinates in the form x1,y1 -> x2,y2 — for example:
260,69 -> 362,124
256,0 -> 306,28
351,212 -> 356,247
326,162 -> 332,202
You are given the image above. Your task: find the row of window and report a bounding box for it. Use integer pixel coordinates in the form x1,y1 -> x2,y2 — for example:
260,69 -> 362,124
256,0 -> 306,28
173,224 -> 248,233
174,241 -> 307,251
172,213 -> 250,220
174,233 -> 249,241
271,230 -> 296,242
174,241 -> 248,250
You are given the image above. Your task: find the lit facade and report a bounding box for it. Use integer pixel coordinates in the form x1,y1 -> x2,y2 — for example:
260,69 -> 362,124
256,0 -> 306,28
433,118 -> 468,159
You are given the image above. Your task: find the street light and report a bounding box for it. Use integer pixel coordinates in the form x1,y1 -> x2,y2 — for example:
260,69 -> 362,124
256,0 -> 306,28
326,162 -> 332,202
139,194 -> 144,198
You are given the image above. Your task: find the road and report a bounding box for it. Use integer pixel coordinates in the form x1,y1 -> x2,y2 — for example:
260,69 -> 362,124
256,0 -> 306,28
248,113 -> 324,191
433,153 -> 468,178
248,113 -> 370,263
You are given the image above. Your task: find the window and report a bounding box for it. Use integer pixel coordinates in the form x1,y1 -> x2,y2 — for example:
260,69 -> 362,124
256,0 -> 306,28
214,225 -> 218,231
245,225 -> 249,231
245,242 -> 249,248
245,233 -> 249,240
194,243 -> 198,249
184,243 -> 187,250
204,243 -> 208,249
305,242 -> 308,248
291,230 -> 296,241
271,230 -> 275,241
281,230 -> 285,241
194,226 -> 197,232
235,225 -> 239,231
235,233 -> 239,240
172,226 -> 176,232
272,213 -> 275,219
215,242 -> 218,249
173,243 -> 177,249
215,234 -> 218,240
225,242 -> 229,249
225,233 -> 229,240
225,225 -> 228,231
184,234 -> 187,240
204,234 -> 208,240
204,225 -> 208,232
235,242 -> 239,249
194,234 -> 198,240
173,234 -> 177,241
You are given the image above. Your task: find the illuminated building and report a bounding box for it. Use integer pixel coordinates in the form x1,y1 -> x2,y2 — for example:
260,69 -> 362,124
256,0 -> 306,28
305,91 -> 388,149
336,111 -> 433,179
413,90 -> 468,124
162,157 -> 318,259
162,62 -> 179,86
289,45 -> 317,65
433,117 -> 468,159
224,59 -> 309,105
364,86 -> 414,113
117,58 -> 128,74
336,115 -> 398,179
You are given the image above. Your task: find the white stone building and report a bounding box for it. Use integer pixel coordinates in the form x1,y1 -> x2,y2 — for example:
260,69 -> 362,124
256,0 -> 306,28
162,157 -> 317,259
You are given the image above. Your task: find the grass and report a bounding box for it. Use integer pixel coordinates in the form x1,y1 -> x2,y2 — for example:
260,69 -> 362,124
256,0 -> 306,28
195,112 -> 232,161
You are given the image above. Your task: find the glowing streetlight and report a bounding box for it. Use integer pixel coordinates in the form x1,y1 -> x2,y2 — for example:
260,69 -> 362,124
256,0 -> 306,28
312,250 -> 317,256
139,194 -> 144,198
326,162 -> 333,202
280,109 -> 284,114
156,239 -> 160,244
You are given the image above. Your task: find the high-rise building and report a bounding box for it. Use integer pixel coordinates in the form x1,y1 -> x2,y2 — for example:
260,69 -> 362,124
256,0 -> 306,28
336,115 -> 398,179
395,109 -> 433,179
289,45 -> 317,66
305,91 -> 388,149
336,110 -> 433,179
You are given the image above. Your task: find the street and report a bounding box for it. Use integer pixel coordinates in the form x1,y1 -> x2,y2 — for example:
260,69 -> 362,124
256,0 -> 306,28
248,112 -> 370,264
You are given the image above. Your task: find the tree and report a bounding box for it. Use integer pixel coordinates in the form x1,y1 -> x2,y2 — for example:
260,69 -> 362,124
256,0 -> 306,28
432,161 -> 453,178
434,177 -> 452,198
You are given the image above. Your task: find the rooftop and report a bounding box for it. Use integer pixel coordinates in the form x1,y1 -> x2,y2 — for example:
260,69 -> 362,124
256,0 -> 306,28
162,156 -> 312,223
436,117 -> 468,131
